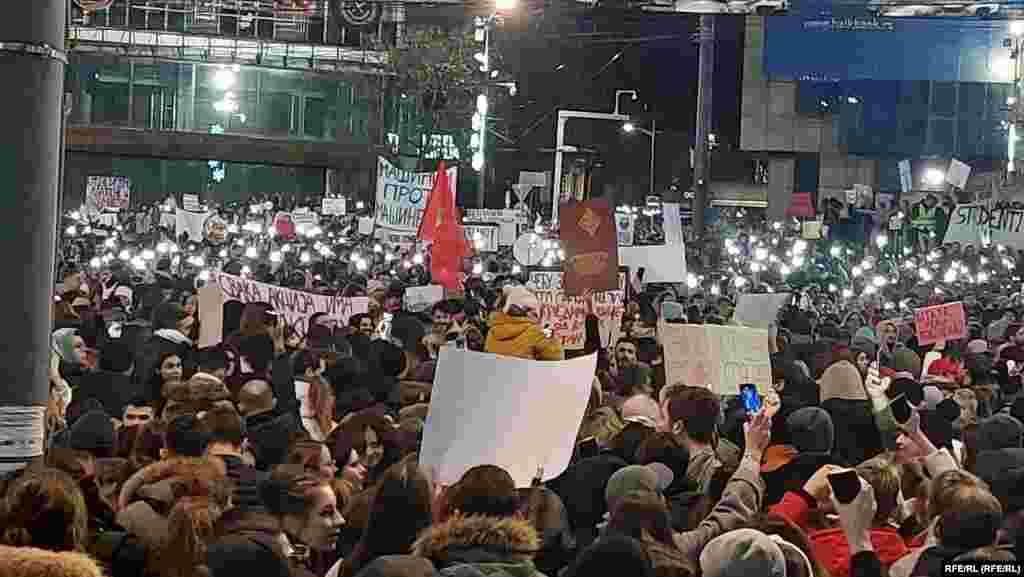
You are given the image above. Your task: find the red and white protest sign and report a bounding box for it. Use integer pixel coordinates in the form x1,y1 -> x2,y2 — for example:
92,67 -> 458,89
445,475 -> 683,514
86,176 -> 130,211
913,302 -> 967,346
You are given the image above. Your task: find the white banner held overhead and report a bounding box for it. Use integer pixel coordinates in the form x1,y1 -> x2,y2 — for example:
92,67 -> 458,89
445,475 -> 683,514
175,209 -> 210,242
463,208 -> 527,246
375,157 -> 457,236
420,349 -> 597,487
659,323 -> 772,396
943,203 -> 1024,249
198,272 -> 369,346
182,194 -> 201,212
403,285 -> 444,313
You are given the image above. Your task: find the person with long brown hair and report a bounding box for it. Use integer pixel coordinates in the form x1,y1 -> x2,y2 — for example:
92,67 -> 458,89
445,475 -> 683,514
0,467 -> 90,553
262,464 -> 346,577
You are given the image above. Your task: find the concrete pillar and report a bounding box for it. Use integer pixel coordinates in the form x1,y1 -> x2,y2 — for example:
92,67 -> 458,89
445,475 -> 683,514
0,0 -> 65,474
767,158 -> 796,222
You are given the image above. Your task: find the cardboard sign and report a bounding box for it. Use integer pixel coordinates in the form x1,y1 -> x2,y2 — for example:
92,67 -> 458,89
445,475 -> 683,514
322,197 -> 346,216
464,225 -> 500,252
375,157 -> 457,235
943,203 -> 1024,249
86,176 -> 130,211
618,244 -> 688,284
947,158 -> 971,189
198,272 -> 369,347
559,199 -> 620,296
913,302 -> 967,346
659,323 -> 772,396
175,209 -> 210,242
528,271 -> 626,350
420,349 -> 597,487
463,208 -> 526,246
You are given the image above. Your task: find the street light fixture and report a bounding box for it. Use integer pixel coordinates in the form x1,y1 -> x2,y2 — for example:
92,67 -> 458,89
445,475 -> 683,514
622,122 -> 636,133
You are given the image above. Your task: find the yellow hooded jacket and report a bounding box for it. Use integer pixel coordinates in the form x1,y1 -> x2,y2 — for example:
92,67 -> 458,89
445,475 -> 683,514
484,312 -> 564,361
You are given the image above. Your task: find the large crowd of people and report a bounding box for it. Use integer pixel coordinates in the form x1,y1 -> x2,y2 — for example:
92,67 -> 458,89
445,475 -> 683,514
3,199 -> 1024,577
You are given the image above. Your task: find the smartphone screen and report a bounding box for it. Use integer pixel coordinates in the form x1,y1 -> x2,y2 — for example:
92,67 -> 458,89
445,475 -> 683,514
829,470 -> 862,505
890,394 -> 912,424
740,383 -> 761,414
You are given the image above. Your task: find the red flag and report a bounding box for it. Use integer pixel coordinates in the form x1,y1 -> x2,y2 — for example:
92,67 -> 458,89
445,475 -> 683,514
417,162 -> 467,290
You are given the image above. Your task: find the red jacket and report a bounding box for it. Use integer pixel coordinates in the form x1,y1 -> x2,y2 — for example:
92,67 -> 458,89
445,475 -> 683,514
770,491 -> 910,577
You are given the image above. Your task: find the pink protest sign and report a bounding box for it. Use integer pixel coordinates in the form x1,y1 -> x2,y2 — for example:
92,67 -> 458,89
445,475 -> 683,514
913,302 -> 967,346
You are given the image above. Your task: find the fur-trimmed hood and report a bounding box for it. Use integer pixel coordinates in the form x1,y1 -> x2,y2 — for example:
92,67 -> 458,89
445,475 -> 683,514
0,545 -> 104,577
412,515 -> 543,574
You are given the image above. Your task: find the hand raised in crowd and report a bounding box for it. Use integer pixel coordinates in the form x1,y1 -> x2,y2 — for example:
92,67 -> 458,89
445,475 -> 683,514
831,476 -> 877,554
803,464 -> 849,504
743,409 -> 772,459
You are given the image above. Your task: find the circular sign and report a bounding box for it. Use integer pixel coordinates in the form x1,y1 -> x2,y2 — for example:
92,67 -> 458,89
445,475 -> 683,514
337,0 -> 380,26
513,232 -> 544,267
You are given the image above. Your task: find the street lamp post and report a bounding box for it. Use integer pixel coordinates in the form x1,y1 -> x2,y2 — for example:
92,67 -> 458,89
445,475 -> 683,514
623,119 -> 657,198
552,109 -> 631,224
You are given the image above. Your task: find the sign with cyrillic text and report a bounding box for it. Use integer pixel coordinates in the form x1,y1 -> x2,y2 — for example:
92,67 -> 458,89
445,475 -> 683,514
913,302 -> 967,346
375,157 -> 457,235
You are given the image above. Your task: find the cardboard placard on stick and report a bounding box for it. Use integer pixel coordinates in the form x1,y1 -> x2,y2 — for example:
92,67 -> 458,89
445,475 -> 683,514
913,302 -> 967,346
659,323 -> 772,396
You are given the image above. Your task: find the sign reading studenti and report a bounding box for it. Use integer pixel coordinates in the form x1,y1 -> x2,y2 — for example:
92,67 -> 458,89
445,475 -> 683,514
943,203 -> 1024,249
913,302 -> 967,346
375,157 -> 457,235
198,272 -> 369,347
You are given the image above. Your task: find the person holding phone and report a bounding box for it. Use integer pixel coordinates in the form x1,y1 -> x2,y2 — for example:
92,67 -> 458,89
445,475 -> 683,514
768,460 -> 909,577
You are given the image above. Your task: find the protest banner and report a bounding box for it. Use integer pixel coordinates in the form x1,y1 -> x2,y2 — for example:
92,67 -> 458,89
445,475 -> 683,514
913,302 -> 967,346
615,212 -> 635,246
420,348 -> 597,487
86,176 -> 130,211
943,203 -> 1024,249
463,224 -> 500,253
375,157 -> 457,236
734,293 -> 792,329
292,208 -> 318,231
528,271 -> 626,349
559,199 -> 620,295
619,244 -> 687,283
659,323 -> 772,396
403,285 -> 444,313
198,272 -> 369,346
322,197 -> 346,216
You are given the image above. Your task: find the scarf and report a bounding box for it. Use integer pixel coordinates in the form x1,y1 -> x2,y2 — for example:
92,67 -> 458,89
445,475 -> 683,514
51,328 -> 80,365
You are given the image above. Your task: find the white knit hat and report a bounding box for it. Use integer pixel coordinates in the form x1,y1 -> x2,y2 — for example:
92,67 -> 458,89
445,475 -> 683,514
503,285 -> 539,313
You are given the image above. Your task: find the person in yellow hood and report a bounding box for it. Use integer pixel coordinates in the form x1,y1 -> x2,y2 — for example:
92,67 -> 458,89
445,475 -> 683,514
485,285 -> 564,361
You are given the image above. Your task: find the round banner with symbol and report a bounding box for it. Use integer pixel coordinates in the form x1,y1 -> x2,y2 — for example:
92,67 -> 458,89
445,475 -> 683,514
337,0 -> 380,27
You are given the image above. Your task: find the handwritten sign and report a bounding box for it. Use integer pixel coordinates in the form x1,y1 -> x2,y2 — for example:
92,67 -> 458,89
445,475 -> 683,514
86,176 -> 130,211
659,323 -> 772,396
913,302 -> 967,346
464,225 -> 500,252
943,203 -> 1024,249
527,271 -> 626,350
198,272 -> 369,346
375,157 -> 457,235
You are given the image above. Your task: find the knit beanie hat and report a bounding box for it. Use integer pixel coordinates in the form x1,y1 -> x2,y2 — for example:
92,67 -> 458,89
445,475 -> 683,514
977,414 -> 1024,452
892,349 -> 923,377
786,407 -> 834,454
699,529 -> 786,577
818,361 -> 867,402
69,410 -> 116,454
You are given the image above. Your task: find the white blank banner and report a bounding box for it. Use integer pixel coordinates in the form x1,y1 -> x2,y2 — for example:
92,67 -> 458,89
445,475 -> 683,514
420,349 -> 597,487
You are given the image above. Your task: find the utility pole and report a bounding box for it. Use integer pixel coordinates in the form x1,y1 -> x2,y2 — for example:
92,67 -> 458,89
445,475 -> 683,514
0,0 -> 65,474
693,14 -> 715,238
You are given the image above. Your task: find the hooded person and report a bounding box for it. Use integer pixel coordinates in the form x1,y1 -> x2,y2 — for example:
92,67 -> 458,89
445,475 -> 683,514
134,301 -> 194,402
412,465 -> 546,577
66,409 -> 117,459
484,286 -> 562,361
760,408 -> 840,506
972,414 -> 1024,488
818,359 -> 883,466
